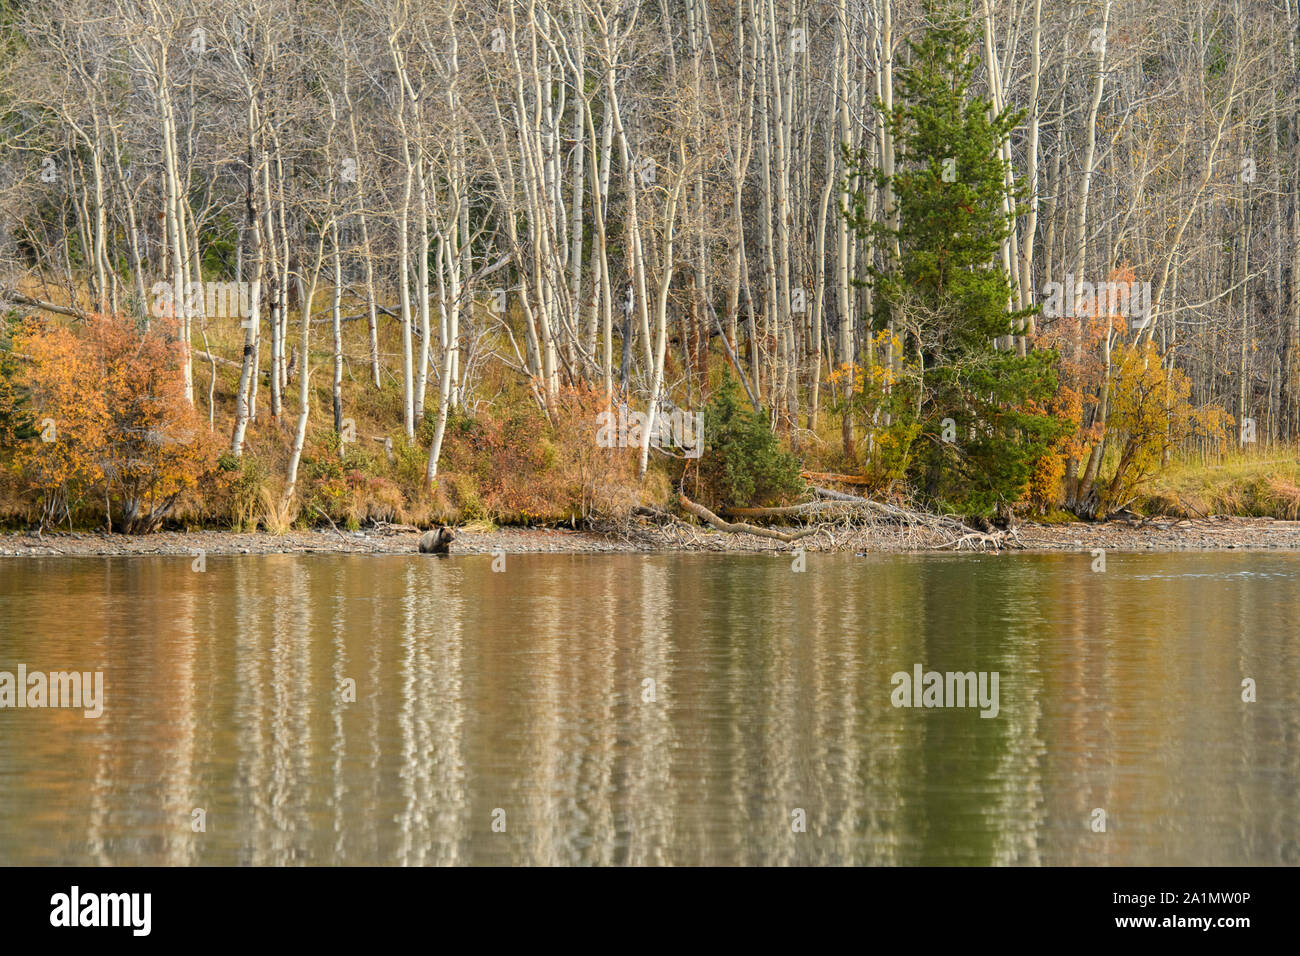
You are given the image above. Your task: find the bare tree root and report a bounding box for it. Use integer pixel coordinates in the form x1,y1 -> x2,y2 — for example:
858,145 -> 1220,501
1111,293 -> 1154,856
691,486 -> 1023,552
617,486 -> 1024,554
944,528 -> 1022,553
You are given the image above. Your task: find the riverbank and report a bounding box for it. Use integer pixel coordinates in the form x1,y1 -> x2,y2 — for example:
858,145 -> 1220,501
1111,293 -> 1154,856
5,515 -> 1300,557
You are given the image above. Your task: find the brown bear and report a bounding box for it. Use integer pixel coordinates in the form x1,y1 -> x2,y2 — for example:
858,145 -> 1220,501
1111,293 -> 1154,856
418,526 -> 456,554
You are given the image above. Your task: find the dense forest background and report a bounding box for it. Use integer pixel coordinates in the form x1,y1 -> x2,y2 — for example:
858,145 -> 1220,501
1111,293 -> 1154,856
1,0 -> 1299,533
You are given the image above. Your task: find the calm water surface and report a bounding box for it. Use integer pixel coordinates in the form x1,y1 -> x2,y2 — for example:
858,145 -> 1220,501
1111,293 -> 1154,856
0,551 -> 1297,865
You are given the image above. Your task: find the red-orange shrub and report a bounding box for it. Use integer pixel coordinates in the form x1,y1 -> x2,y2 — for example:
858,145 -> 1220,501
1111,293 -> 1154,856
13,313 -> 219,531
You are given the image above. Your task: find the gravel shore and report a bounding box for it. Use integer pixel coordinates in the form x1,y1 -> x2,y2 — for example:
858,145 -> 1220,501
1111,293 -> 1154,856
4,515 -> 1300,557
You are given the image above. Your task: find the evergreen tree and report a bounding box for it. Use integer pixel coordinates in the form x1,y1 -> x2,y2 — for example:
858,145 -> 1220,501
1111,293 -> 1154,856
696,376 -> 803,509
865,13 -> 1030,355
842,6 -> 1063,515
0,312 -> 36,449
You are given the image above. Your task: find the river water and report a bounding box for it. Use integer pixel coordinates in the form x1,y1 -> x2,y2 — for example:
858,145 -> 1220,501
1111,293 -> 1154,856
1,551 -> 1296,865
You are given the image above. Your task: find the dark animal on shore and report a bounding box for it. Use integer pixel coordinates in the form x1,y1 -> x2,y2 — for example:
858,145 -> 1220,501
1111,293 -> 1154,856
418,526 -> 456,554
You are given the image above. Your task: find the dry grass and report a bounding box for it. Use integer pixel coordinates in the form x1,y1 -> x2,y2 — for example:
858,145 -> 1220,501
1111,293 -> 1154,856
257,486 -> 298,534
1139,447 -> 1300,518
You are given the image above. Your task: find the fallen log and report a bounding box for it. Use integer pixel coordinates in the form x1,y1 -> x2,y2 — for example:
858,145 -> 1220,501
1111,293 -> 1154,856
370,521 -> 418,534
720,501 -> 829,519
193,349 -> 240,369
678,494 -> 817,543
727,489 -> 970,532
811,485 -> 870,503
633,505 -> 674,520
800,470 -> 873,486
1,288 -> 85,319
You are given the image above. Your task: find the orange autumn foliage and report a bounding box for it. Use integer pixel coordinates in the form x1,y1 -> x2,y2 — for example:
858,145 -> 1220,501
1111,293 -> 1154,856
13,313 -> 219,531
1028,265 -> 1137,509
1023,384 -> 1082,512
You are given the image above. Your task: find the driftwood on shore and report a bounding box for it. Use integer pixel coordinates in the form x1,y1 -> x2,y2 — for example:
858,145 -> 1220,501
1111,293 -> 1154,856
678,495 -> 819,543
670,486 -> 1020,553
